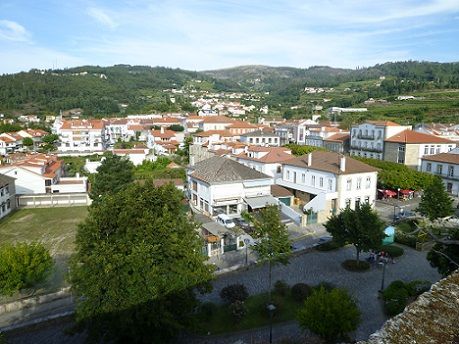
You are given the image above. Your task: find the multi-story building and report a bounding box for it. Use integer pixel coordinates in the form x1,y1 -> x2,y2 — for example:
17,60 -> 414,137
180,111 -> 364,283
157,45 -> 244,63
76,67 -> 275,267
384,130 -> 456,169
420,149 -> 459,196
234,146 -> 293,178
55,119 -> 106,152
323,133 -> 350,154
350,121 -> 411,160
188,156 -> 276,216
239,130 -> 281,147
276,151 -> 378,225
0,174 -> 16,219
198,116 -> 234,131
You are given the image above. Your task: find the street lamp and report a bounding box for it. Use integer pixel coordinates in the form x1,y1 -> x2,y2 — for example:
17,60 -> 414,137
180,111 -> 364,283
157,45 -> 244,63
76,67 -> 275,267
397,188 -> 401,201
379,257 -> 388,292
244,238 -> 250,266
266,303 -> 276,343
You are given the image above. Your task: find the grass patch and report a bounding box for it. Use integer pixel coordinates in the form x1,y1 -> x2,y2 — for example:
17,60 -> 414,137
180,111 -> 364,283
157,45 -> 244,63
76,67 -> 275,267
341,259 -> 370,272
194,291 -> 302,335
0,207 -> 88,301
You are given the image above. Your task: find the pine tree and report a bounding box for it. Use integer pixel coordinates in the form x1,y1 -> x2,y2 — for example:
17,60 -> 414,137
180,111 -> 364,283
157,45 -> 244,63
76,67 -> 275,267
417,177 -> 454,220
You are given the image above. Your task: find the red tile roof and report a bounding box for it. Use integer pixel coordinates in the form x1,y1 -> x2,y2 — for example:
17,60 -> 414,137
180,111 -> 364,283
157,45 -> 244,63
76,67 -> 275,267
385,130 -> 456,144
201,116 -> 233,123
367,120 -> 401,126
421,152 -> 459,164
324,133 -> 350,142
60,120 -> 105,130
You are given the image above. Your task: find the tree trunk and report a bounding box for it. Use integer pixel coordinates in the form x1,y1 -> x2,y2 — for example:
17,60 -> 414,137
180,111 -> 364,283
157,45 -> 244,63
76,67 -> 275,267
268,259 -> 272,303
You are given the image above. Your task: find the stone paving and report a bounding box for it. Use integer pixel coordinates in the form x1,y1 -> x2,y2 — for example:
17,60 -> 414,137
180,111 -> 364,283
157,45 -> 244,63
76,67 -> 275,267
199,245 -> 442,342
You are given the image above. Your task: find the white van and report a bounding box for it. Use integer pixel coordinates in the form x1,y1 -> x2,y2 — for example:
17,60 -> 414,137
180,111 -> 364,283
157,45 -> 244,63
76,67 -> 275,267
216,214 -> 235,228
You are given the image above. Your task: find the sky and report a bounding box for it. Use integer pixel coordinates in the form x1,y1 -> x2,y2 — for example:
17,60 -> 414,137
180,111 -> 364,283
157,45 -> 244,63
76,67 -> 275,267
1,0 -> 459,74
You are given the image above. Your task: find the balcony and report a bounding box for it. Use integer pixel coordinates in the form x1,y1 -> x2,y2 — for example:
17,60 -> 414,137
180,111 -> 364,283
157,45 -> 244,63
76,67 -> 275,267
350,145 -> 383,153
356,134 -> 375,140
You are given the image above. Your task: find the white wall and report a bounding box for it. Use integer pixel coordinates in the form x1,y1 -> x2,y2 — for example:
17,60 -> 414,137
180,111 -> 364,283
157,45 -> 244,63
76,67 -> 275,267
420,159 -> 459,196
0,167 -> 46,194
336,172 -> 378,210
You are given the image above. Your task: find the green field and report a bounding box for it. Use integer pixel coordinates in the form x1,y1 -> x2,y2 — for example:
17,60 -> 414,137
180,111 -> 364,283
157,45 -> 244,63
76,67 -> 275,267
0,207 -> 88,301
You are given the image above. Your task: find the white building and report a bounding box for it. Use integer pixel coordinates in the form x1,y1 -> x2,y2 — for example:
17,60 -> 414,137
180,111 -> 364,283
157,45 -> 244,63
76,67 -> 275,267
188,156 -> 276,216
55,119 -> 106,152
0,174 -> 16,219
112,148 -> 152,166
198,116 -> 234,131
276,151 -> 378,225
350,121 -> 411,160
234,146 -> 293,178
239,130 -> 281,147
420,149 -> 459,196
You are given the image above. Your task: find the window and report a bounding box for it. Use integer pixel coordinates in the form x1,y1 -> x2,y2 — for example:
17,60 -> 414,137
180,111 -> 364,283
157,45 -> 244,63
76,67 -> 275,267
366,176 -> 371,189
286,170 -> 290,180
397,144 -> 406,164
0,188 -> 3,197
356,178 -> 362,190
355,197 -> 361,208
276,166 -> 282,173
426,163 -> 432,172
45,179 -> 51,186
6,199 -> 10,209
328,179 -> 333,191
448,166 -> 454,177
430,145 -> 435,154
192,181 -> 197,191
424,146 -> 429,155
319,177 -> 324,187
311,175 -> 316,186
345,199 -> 351,208
437,164 -> 443,175
301,173 -> 305,183
346,178 -> 352,191
436,145 -> 441,154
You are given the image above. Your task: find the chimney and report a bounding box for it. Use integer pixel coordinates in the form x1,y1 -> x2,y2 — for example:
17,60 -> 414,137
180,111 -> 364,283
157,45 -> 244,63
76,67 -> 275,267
307,153 -> 312,166
160,126 -> 165,134
340,156 -> 346,172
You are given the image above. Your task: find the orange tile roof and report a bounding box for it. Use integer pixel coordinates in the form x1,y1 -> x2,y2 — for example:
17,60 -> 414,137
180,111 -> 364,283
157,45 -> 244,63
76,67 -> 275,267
385,130 -> 456,144
151,129 -> 177,138
324,133 -> 350,142
127,124 -> 146,131
366,120 -> 401,126
421,152 -> 459,164
201,116 -> 233,123
60,119 -> 105,130
228,121 -> 257,129
0,136 -> 16,143
153,117 -> 181,124
194,130 -> 233,137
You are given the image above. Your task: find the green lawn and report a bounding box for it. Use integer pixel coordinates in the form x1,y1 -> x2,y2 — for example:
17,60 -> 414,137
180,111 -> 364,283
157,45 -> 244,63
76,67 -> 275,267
194,292 -> 302,335
0,207 -> 88,301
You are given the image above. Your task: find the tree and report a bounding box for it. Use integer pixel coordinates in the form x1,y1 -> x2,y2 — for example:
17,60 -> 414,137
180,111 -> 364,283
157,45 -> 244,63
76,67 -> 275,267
70,182 -> 213,343
168,124 -> 184,132
90,153 -> 134,200
427,227 -> 459,276
22,137 -> 34,147
42,133 -> 59,144
0,243 -> 53,295
417,177 -> 454,220
325,203 -> 385,265
297,287 -> 360,341
244,205 -> 291,302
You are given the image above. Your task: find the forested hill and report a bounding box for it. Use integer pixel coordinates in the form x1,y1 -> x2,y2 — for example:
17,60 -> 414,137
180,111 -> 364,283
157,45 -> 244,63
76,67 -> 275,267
0,61 -> 458,118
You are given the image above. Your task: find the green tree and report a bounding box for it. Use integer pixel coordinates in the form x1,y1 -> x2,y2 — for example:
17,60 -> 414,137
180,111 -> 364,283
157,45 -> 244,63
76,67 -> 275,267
0,243 -> 53,295
417,177 -> 454,220
427,227 -> 459,276
70,182 -> 213,343
42,133 -> 59,144
284,144 -> 325,156
168,124 -> 184,132
22,137 -> 34,147
297,287 -> 360,341
325,203 -> 385,265
90,153 -> 134,200
244,205 -> 291,302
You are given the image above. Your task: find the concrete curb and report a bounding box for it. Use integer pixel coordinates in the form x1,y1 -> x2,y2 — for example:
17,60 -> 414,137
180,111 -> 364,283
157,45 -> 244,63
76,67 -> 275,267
0,310 -> 75,332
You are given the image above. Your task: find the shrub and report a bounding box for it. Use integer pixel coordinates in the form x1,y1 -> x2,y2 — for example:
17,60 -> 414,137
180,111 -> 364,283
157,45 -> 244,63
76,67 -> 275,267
220,283 -> 249,304
297,287 -> 360,341
406,280 -> 431,296
383,281 -> 409,316
0,242 -> 53,295
291,283 -> 312,302
273,280 -> 290,296
395,230 -> 417,248
229,300 -> 247,323
314,282 -> 335,292
341,259 -> 370,272
198,302 -> 217,321
382,245 -> 404,258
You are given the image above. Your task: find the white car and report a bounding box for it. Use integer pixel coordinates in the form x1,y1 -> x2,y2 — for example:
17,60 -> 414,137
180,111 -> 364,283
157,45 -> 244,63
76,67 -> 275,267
216,214 -> 236,229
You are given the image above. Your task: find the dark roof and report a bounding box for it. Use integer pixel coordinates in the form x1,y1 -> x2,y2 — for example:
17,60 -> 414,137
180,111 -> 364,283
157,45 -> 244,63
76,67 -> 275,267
421,152 -> 459,164
283,151 -> 378,175
191,156 -> 271,184
240,130 -> 279,138
271,185 -> 293,198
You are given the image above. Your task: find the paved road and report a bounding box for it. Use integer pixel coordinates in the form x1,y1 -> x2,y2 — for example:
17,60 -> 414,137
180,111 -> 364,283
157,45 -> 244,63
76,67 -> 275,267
199,245 -> 441,342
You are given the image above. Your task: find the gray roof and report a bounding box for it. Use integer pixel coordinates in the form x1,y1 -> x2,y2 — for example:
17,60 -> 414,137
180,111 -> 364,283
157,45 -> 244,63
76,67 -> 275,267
240,130 -> 279,138
191,156 -> 271,184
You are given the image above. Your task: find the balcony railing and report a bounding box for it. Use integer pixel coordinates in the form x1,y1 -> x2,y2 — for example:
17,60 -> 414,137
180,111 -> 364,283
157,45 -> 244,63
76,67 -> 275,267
356,134 -> 375,140
350,145 -> 383,153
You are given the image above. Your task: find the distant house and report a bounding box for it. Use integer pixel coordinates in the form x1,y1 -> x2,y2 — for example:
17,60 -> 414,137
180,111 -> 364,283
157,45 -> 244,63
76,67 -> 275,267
239,130 -> 281,147
323,132 -> 350,154
188,156 -> 276,216
234,146 -> 293,178
112,148 -> 151,166
54,119 -> 106,152
198,116 -> 234,131
0,174 -> 16,219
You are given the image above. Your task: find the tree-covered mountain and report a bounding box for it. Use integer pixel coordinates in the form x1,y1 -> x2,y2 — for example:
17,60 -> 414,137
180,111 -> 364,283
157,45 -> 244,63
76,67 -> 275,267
0,61 -> 458,118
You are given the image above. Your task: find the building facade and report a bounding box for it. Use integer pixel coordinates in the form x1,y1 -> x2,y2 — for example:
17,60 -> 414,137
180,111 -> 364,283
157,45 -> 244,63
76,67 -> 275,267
0,174 -> 16,219
420,150 -> 459,196
55,120 -> 106,152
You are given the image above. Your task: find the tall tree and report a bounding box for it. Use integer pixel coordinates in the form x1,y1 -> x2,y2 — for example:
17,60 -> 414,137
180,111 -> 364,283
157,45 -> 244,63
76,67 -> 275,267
245,205 -> 291,301
22,137 -> 34,148
325,203 -> 385,265
70,182 -> 213,343
417,177 -> 454,221
90,153 -> 134,200
426,227 -> 459,276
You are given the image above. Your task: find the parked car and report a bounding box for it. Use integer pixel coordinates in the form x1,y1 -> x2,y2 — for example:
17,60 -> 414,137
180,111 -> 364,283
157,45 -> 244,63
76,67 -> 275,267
312,236 -> 333,247
216,214 -> 236,229
234,217 -> 251,230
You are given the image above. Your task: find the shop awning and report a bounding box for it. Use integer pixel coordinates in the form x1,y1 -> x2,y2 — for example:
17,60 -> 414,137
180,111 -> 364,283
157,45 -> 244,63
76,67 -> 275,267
400,189 -> 413,195
244,195 -> 279,209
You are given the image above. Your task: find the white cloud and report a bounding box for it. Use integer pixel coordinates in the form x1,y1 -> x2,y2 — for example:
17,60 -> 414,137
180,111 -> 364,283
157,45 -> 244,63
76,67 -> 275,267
87,7 -> 117,29
0,20 -> 31,42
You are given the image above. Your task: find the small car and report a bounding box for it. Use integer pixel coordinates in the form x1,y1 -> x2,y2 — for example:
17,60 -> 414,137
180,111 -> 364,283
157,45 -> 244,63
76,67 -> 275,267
216,214 -> 236,229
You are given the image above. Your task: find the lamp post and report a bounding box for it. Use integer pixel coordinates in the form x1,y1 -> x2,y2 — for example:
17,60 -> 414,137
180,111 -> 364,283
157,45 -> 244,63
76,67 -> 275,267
267,303 -> 276,343
379,257 -> 388,292
397,188 -> 401,201
244,238 -> 250,266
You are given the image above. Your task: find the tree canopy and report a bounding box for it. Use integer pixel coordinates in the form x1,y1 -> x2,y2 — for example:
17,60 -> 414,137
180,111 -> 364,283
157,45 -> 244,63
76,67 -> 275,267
325,203 -> 385,264
70,181 -> 213,342
417,177 -> 455,220
427,227 -> 459,276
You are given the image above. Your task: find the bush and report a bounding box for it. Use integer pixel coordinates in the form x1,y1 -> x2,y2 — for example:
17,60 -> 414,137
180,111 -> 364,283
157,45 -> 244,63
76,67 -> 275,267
314,282 -> 335,292
198,302 -> 217,321
297,287 -> 360,341
382,281 -> 409,316
291,283 -> 312,302
315,240 -> 343,251
220,284 -> 249,304
229,300 -> 247,323
341,259 -> 370,272
273,280 -> 290,296
0,242 -> 53,295
406,280 -> 431,296
395,230 -> 417,248
382,245 -> 404,258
